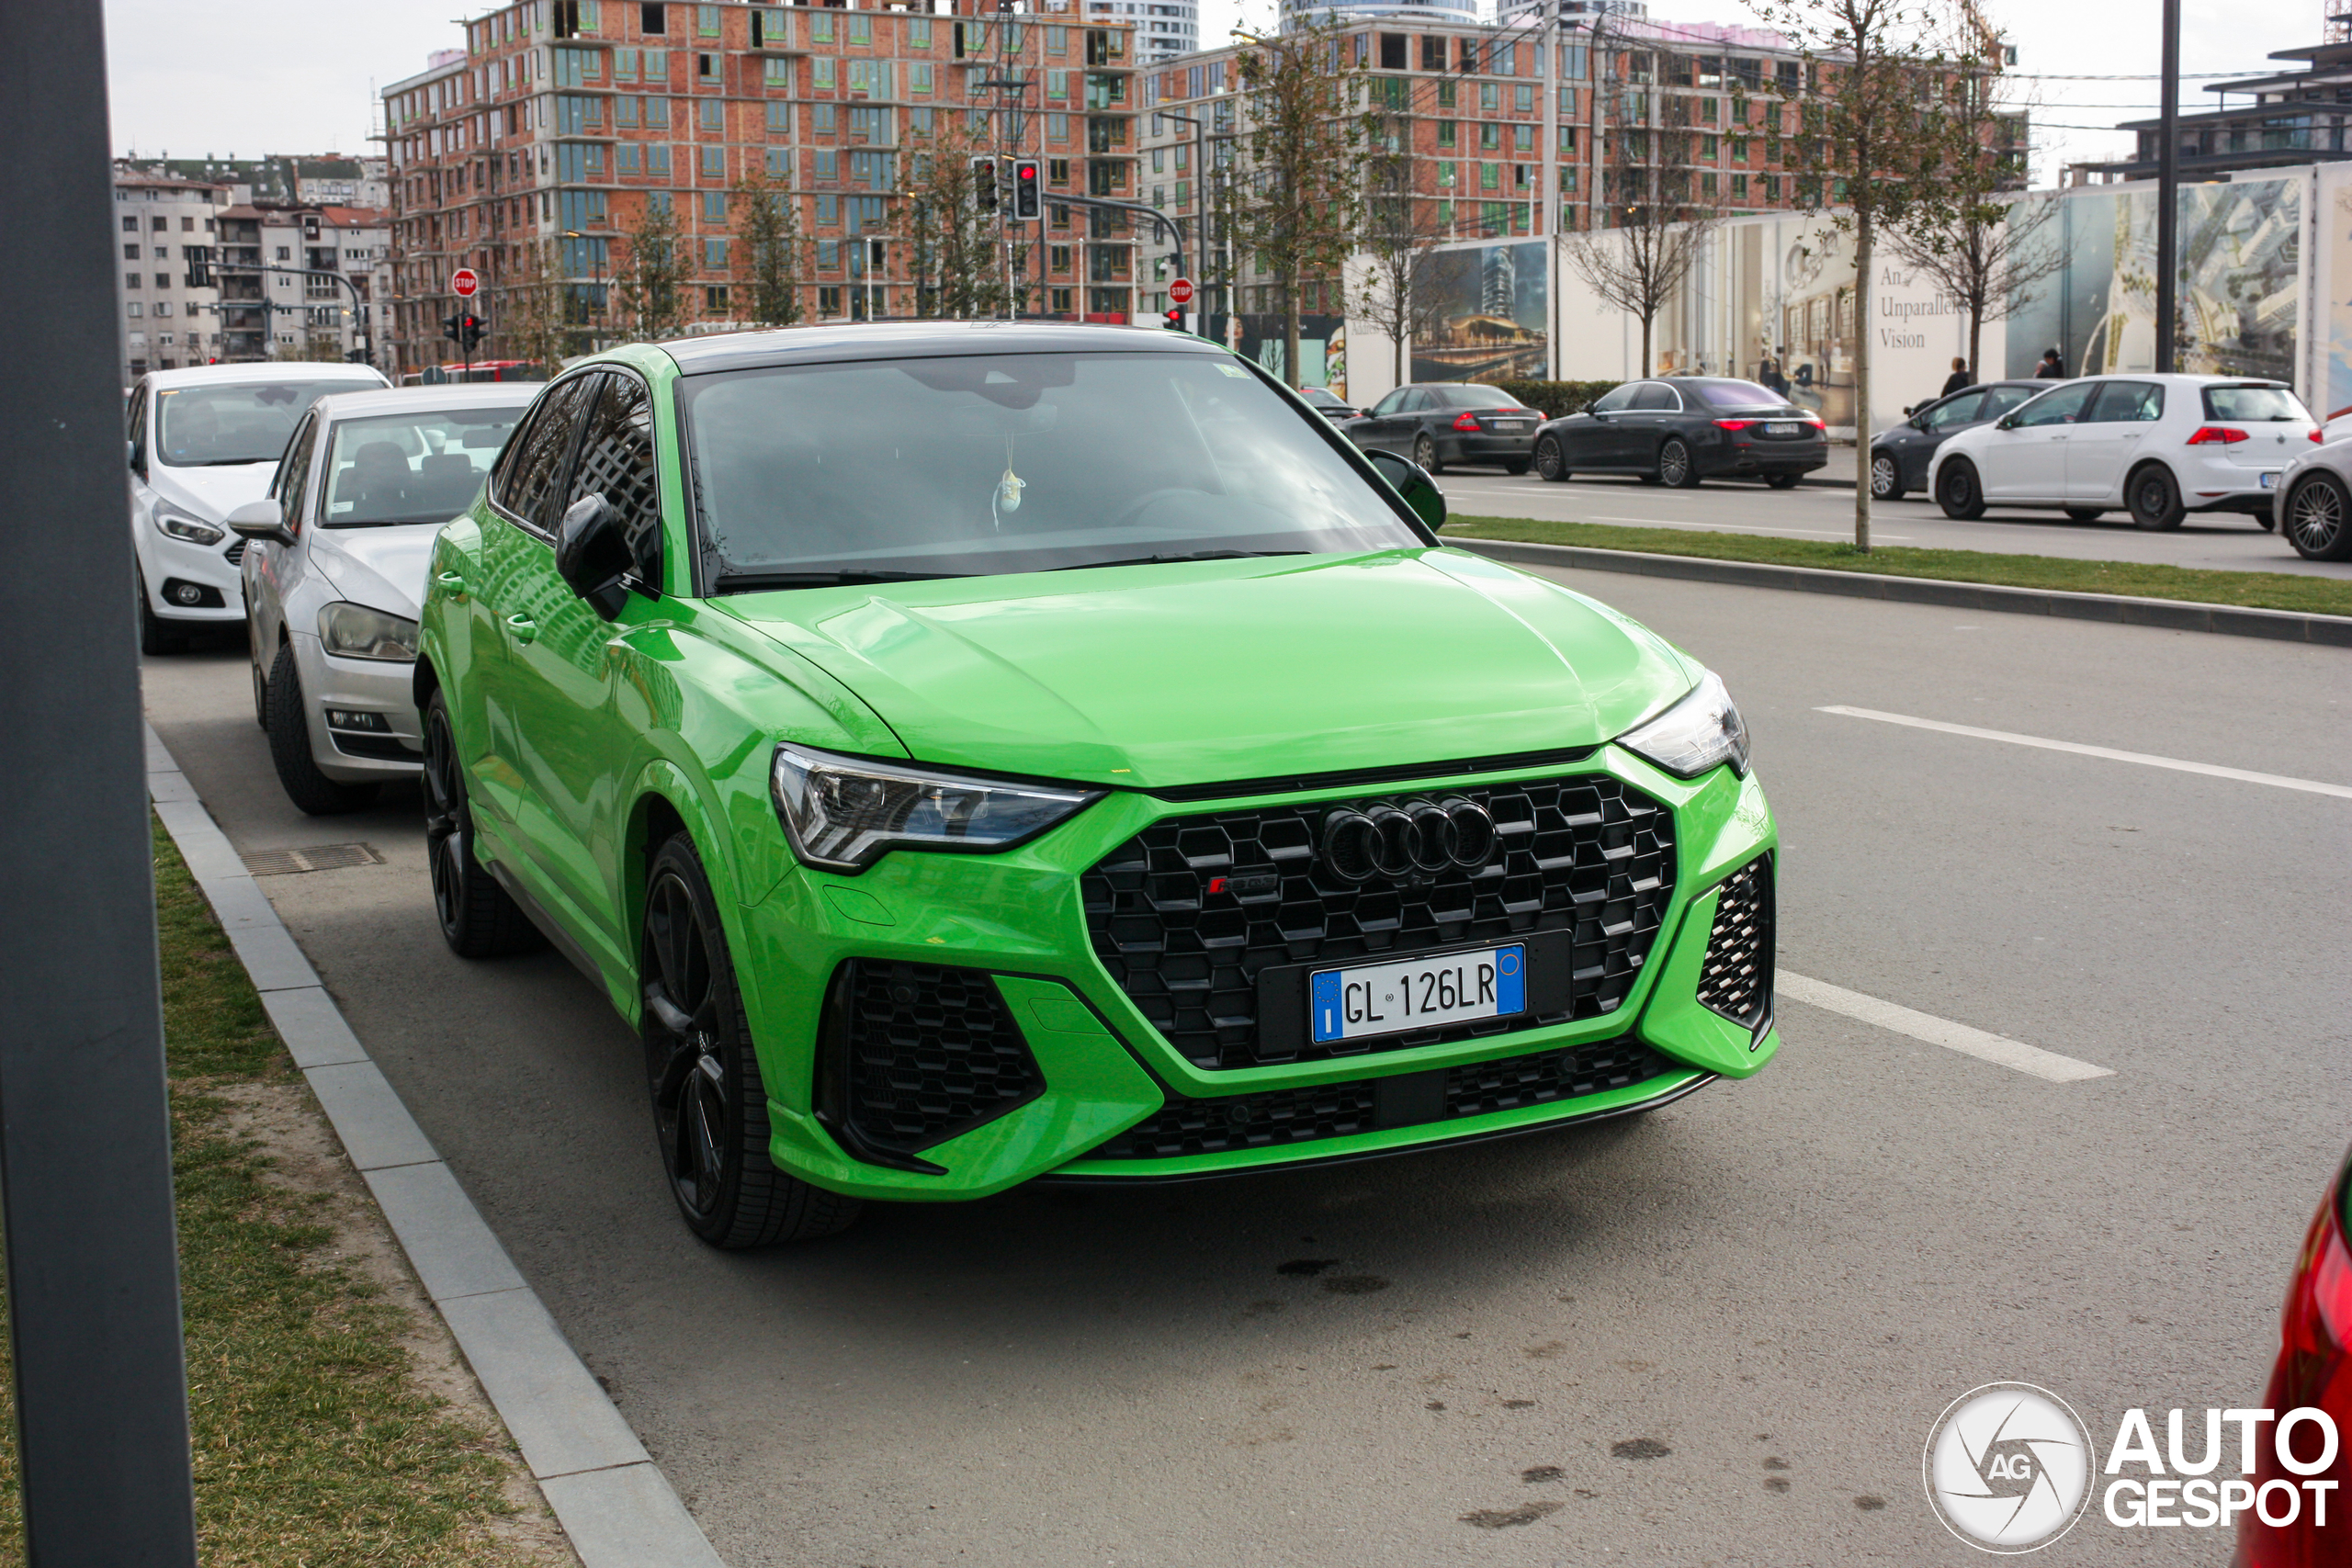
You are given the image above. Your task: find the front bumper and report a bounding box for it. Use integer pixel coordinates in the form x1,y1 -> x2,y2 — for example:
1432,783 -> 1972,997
290,632 -> 424,783
141,526 -> 247,625
728,748 -> 1779,1202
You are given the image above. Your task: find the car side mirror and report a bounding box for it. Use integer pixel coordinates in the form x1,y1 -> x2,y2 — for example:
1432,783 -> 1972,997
224,498 -> 296,549
554,493 -> 635,619
1363,449 -> 1446,533
1996,415 -> 2018,431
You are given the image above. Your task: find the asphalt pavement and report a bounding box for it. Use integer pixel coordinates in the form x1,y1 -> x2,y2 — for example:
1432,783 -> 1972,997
141,581 -> 2352,1567
1432,463 -> 2352,579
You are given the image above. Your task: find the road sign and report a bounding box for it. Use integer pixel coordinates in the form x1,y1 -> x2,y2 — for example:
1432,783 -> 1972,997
451,268 -> 480,298
1169,277 -> 1194,306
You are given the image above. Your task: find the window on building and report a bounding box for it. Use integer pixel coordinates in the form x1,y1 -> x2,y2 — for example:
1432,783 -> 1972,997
815,150 -> 838,180
275,246 -> 290,260
122,243 -> 139,261
818,286 -> 842,315
127,301 -> 142,318
909,17 -> 932,48
765,146 -> 789,175
909,106 -> 933,136
813,57 -> 836,92
848,14 -> 870,45
695,4 -> 719,35
703,238 -> 728,269
810,13 -> 833,42
699,145 -> 724,178
617,96 -> 640,126
910,62 -> 933,95
1048,113 -> 1069,142
1478,122 -> 1498,151
645,95 -> 669,127
1048,157 -> 1070,186
702,190 -> 728,220
647,144 -> 673,175
699,97 -> 722,131
1515,84 -> 1534,113
817,240 -> 840,269
815,194 -> 838,225
619,144 -> 643,174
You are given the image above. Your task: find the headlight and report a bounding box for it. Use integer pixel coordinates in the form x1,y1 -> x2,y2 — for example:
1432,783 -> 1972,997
153,502 -> 224,547
1614,669 -> 1749,778
771,743 -> 1102,874
317,602 -> 419,662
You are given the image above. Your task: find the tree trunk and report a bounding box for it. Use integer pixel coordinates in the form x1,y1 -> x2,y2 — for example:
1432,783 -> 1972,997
1852,211 -> 1873,554
1639,311 -> 1653,378
1966,302 -> 1983,385
1393,297 -> 1406,387
1283,267 -> 1302,389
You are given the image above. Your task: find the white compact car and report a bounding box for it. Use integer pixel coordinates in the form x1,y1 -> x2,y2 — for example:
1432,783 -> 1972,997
229,383 -> 533,813
127,361 -> 390,652
1926,374 -> 2319,530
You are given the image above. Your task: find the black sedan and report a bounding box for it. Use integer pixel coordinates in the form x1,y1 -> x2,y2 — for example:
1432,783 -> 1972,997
1868,380 -> 2044,500
1295,386 -> 1362,421
1532,378 -> 1826,488
1341,383 -> 1541,474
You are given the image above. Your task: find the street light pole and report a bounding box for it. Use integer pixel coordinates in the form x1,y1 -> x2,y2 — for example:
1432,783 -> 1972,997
1159,108 -> 1208,329
2154,0 -> 2179,375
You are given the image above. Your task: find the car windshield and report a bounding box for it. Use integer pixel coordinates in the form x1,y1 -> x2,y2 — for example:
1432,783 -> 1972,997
1692,380 -> 1782,409
1430,386 -> 1524,410
680,350 -> 1420,588
156,379 -> 368,468
2202,384 -> 2310,423
321,408 -> 525,526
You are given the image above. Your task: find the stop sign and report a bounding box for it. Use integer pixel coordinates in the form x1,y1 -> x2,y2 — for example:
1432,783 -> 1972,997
451,268 -> 481,299
1169,277 -> 1194,306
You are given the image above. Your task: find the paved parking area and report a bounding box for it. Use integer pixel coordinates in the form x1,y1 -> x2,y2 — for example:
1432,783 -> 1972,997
142,576 -> 2351,1565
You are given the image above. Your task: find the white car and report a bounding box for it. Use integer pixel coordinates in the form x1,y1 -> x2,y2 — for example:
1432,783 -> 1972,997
228,384 -> 534,813
1926,373 -> 2320,530
127,361 -> 390,652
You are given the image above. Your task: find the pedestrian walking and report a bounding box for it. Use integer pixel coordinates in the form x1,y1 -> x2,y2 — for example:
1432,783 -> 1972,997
2035,346 -> 2066,379
1939,357 -> 1972,399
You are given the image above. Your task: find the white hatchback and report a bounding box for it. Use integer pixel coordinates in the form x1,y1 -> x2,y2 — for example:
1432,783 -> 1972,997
126,361 -> 389,652
1926,374 -> 2319,530
229,383 -> 534,813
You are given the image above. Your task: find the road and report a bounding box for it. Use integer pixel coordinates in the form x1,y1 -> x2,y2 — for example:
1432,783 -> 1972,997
142,580 -> 2351,1567
1430,465 -> 2352,579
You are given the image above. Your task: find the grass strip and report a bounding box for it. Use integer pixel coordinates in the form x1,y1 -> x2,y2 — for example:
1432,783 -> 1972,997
0,822 -> 544,1566
1442,514 -> 2352,618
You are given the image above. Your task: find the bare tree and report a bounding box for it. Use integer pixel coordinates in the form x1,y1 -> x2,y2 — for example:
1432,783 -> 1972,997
1749,0 -> 1987,550
1354,135 -> 1448,387
905,122 -> 1020,321
730,172 -> 805,328
616,198 -> 688,342
495,236 -> 571,375
1559,74 -> 1715,378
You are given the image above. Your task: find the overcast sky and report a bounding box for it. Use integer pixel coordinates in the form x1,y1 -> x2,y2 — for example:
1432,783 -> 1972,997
106,0 -> 2312,187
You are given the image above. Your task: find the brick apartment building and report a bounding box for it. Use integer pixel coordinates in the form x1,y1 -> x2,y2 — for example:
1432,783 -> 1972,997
381,0 -> 1141,376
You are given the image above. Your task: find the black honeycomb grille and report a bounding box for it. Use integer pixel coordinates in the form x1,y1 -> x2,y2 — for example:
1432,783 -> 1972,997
1092,1035 -> 1680,1160
1694,857 -> 1773,1030
1081,774 -> 1676,1070
840,961 -> 1043,1154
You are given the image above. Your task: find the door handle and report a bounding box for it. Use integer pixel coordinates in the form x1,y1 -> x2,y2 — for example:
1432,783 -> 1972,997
436,570 -> 467,601
505,613 -> 537,645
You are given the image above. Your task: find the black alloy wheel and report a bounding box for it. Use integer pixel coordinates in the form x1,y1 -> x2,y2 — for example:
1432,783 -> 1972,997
2064,507 -> 2106,523
422,687 -> 542,958
1765,473 -> 1802,490
2285,473 -> 2352,560
2128,464 -> 2187,530
266,642 -> 378,815
1937,459 -> 1986,520
1870,452 -> 1903,501
1534,434 -> 1570,482
640,833 -> 862,1247
1412,434 -> 1444,475
1658,438 -> 1700,489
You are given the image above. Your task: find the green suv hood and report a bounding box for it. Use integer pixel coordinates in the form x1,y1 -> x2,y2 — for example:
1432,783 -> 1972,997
718,547 -> 1696,790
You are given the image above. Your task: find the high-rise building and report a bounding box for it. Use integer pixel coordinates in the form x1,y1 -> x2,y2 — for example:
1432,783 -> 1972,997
1278,0 -> 1477,29
112,171 -> 231,381
1089,0 -> 1197,63
381,0 -> 1142,376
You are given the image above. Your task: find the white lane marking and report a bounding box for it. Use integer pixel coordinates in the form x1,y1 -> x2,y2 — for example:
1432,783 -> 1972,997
1778,972 -> 2115,1082
1442,505 -> 1913,543
1817,705 -> 2352,801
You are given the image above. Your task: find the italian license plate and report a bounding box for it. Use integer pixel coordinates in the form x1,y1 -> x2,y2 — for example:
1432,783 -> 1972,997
1766,421 -> 1799,435
1309,944 -> 1526,1044
2260,471 -> 2279,489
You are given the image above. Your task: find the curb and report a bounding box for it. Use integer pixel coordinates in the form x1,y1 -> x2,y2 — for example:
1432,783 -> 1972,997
1445,536 -> 2352,647
145,727 -> 725,1568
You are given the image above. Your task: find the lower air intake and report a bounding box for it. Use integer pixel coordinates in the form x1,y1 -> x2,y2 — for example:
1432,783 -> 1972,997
1693,856 -> 1773,1031
831,961 -> 1043,1160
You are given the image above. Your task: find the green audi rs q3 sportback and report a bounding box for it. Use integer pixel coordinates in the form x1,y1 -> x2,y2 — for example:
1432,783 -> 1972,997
415,321 -> 1779,1247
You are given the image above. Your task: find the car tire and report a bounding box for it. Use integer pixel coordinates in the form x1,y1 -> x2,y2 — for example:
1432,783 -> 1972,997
1534,435 -> 1570,483
1413,434 -> 1444,475
266,642 -> 379,816
1658,438 -> 1700,489
2284,472 -> 2352,560
2064,507 -> 2105,522
1937,459 -> 1986,520
1869,452 -> 1903,501
1501,458 -> 1531,475
1765,473 -> 1801,491
137,570 -> 188,656
2127,464 -> 2186,530
641,831 -> 863,1248
421,686 -> 543,958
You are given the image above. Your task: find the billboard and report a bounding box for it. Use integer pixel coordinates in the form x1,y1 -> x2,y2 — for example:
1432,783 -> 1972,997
1412,239 -> 1550,383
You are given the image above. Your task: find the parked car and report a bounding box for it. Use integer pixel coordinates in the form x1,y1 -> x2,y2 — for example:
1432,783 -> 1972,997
2232,1145 -> 2349,1567
230,384 -> 535,813
1868,381 -> 2044,500
126,361 -> 390,653
2269,432 -> 2352,560
415,322 -> 1780,1247
1928,375 -> 2320,529
1532,378 -> 1827,489
1296,386 -> 1362,421
1341,382 -> 1541,473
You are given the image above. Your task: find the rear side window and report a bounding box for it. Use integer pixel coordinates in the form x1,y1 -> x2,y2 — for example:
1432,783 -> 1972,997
567,374 -> 662,579
2087,381 -> 2164,423
2202,384 -> 2308,423
493,375 -> 600,531
1589,384 -> 1636,413
1631,383 -> 1679,411
1693,380 -> 1780,408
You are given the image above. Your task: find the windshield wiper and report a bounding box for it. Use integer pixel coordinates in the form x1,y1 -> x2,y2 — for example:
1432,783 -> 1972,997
713,569 -> 974,592
1050,550 -> 1309,570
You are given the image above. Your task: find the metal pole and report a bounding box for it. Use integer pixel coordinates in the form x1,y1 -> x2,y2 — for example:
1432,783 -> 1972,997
2154,0 -> 2179,374
0,3 -> 201,1563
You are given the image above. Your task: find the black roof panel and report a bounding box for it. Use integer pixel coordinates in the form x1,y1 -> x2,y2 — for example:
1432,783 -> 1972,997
660,319 -> 1221,376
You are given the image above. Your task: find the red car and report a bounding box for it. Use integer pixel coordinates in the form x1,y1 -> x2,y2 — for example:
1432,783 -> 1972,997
2237,1148 -> 2352,1566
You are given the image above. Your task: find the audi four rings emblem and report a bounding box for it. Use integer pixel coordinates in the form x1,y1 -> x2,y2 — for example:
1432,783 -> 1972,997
1320,799 -> 1499,882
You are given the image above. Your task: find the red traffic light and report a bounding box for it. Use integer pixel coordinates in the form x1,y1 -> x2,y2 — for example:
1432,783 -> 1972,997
1161,307 -> 1184,331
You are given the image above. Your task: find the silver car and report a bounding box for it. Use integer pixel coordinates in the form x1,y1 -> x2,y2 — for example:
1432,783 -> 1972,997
2273,434 -> 2352,561
229,384 -> 534,813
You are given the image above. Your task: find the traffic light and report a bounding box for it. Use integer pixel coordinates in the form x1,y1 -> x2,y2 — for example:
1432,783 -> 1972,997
1162,307 -> 1184,331
970,154 -> 998,215
442,314 -> 462,345
459,315 -> 486,352
1012,158 -> 1040,220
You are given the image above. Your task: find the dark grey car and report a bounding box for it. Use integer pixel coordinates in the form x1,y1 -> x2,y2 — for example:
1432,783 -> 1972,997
1869,381 -> 2043,500
1340,383 -> 1541,473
